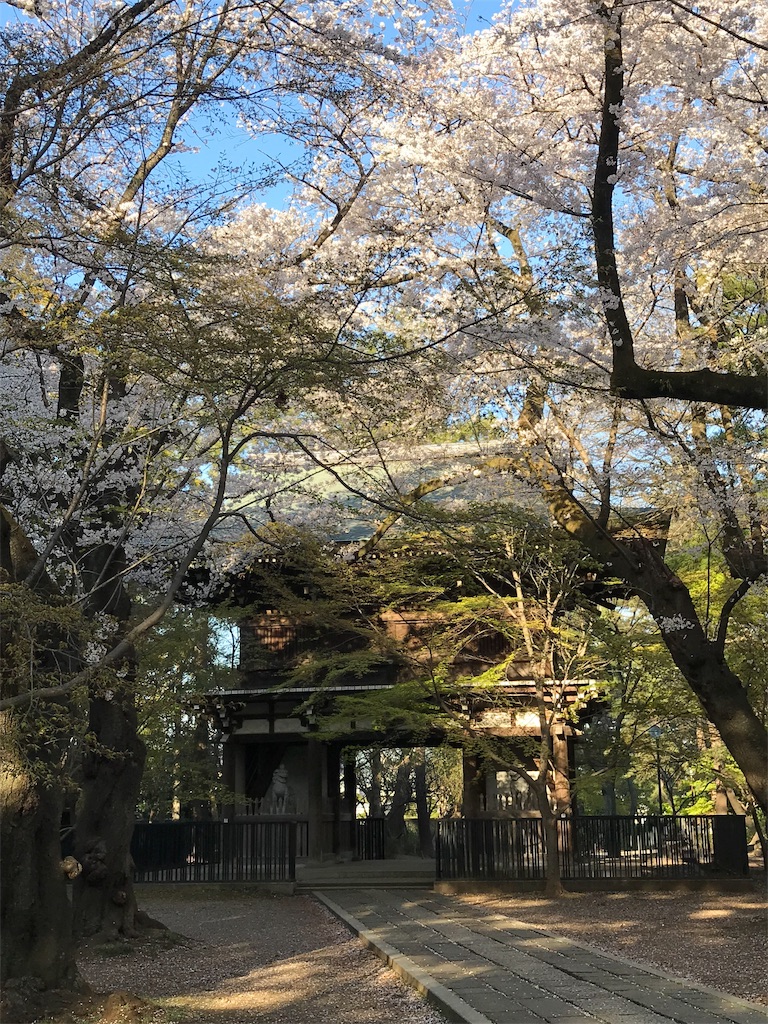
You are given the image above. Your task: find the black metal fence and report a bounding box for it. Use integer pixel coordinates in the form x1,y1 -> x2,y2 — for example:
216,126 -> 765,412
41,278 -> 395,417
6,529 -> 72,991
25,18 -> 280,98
437,815 -> 749,881
559,814 -> 748,879
356,817 -> 386,859
236,815 -> 309,858
437,818 -> 546,880
131,820 -> 296,883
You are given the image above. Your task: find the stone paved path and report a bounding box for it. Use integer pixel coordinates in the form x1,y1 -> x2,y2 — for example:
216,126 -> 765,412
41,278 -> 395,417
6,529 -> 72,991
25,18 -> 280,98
315,888 -> 768,1024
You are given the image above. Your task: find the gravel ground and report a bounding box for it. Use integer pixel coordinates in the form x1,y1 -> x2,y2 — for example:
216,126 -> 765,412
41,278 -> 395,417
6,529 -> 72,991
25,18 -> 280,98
75,882 -> 768,1024
77,887 -> 447,1024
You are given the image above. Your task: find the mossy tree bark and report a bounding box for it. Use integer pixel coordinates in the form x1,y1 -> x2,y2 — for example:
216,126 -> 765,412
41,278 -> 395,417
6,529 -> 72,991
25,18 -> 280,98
72,681 -> 147,940
0,712 -> 84,1012
0,514 -> 86,1015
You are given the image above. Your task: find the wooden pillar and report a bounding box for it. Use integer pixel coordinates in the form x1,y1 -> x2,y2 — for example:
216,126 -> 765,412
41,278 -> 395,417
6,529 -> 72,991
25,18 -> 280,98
307,739 -> 325,861
222,740 -> 245,819
343,757 -> 357,814
328,743 -> 342,855
566,734 -> 579,816
234,744 -> 246,815
222,740 -> 235,819
462,753 -> 486,817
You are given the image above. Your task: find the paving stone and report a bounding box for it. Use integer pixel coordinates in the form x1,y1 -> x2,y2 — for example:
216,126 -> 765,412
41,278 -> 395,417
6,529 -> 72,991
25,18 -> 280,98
318,890 -> 765,1024
719,1011 -> 768,1024
672,1012 -> 756,1024
517,996 -> 585,1017
454,983 -> 544,999
540,982 -> 605,1000
463,1000 -> 547,1022
592,1016 -> 674,1024
570,997 -> 652,1016
542,1018 -> 598,1024
623,990 -> 719,1017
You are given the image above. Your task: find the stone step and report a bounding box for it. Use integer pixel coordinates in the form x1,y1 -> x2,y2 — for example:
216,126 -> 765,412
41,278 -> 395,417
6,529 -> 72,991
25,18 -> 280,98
297,878 -> 433,891
295,855 -> 435,891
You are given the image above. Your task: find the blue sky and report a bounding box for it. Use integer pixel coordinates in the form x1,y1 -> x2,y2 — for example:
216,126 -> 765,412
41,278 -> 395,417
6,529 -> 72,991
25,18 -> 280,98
167,0 -> 506,205
0,0 -> 506,208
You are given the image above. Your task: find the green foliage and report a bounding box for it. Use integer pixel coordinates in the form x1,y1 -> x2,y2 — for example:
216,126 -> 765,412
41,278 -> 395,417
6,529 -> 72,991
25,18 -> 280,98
134,608 -> 234,819
351,745 -> 462,822
578,601 -> 762,815
0,584 -> 94,781
234,518 -> 607,820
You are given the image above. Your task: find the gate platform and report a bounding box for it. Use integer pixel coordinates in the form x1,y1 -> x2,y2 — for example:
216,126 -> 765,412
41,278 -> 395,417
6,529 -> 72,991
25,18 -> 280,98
296,855 -> 435,891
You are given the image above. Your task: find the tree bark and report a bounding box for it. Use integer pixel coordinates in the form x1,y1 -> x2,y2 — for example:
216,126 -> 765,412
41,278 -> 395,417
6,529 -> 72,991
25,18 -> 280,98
369,748 -> 383,817
0,704 -> 87,1019
385,757 -> 411,853
591,5 -> 768,411
413,749 -> 434,858
601,780 -> 617,816
530,779 -> 563,897
632,557 -> 768,814
530,475 -> 768,816
0,516 -> 86,1012
70,509 -> 148,938
72,680 -> 146,940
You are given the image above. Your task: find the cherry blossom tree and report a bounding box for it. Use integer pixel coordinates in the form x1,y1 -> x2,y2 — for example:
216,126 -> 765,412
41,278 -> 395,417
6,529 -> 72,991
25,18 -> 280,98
0,0 -> 452,1011
240,0 -> 767,813
413,0 -> 766,813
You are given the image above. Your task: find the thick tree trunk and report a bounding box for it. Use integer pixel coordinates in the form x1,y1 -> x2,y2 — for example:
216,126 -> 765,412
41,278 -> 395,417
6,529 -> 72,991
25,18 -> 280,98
369,749 -> 383,817
0,712 -> 86,1020
413,749 -> 434,858
73,684 -> 146,940
385,757 -> 411,853
634,560 -> 768,815
601,780 -> 617,816
627,778 -> 639,816
0,523 -> 86,1014
73,534 -> 149,940
543,481 -> 768,816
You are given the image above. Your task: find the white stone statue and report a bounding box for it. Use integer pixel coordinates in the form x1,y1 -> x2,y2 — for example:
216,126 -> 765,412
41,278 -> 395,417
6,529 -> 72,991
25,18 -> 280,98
270,764 -> 289,813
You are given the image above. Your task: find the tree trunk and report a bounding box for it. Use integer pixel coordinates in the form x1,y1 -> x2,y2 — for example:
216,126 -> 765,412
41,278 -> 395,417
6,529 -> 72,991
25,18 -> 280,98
0,709 -> 86,1019
73,535 -> 149,940
744,796 -> 768,872
385,757 -> 411,853
413,749 -> 434,858
370,749 -> 383,817
549,495 -> 768,815
627,777 -> 639,816
601,780 -> 617,816
532,436 -> 768,816
636,562 -> 768,815
534,784 -> 563,897
0,523 -> 86,1015
72,681 -> 146,940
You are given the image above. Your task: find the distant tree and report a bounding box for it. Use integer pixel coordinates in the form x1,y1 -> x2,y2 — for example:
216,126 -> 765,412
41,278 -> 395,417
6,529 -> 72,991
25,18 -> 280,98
134,609 -> 235,821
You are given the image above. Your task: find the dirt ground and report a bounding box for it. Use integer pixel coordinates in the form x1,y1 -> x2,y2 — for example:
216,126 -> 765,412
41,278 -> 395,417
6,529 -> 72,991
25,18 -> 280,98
67,888 -> 447,1024
34,880 -> 768,1024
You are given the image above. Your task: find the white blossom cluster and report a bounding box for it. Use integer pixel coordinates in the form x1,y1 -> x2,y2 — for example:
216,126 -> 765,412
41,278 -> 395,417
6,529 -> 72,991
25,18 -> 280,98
0,0 -> 764,690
